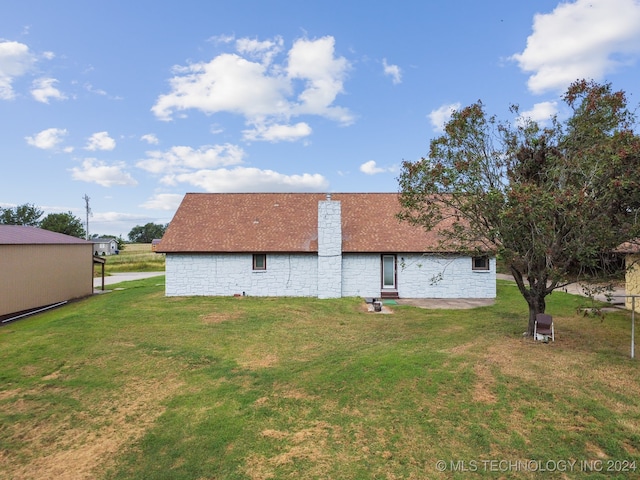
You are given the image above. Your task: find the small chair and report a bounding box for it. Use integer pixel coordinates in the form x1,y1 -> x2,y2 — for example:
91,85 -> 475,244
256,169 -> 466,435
534,313 -> 554,342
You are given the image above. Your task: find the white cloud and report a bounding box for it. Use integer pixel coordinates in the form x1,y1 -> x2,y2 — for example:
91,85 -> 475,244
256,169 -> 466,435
152,52 -> 290,121
0,40 -> 35,100
136,144 -> 245,174
243,122 -> 312,142
89,210 -> 164,237
236,36 -> 284,64
85,83 -> 107,96
85,131 -> 116,151
168,166 -> 329,192
286,36 -> 353,124
31,77 -> 66,103
382,59 -> 402,84
360,160 -> 384,175
93,211 -> 149,223
70,158 -> 137,187
208,34 -> 235,45
210,123 -> 224,135
141,133 -> 159,145
428,102 -> 461,132
517,101 -> 558,126
25,127 -> 68,149
359,160 -> 396,175
152,35 -> 353,137
140,193 -> 184,210
512,0 -> 640,94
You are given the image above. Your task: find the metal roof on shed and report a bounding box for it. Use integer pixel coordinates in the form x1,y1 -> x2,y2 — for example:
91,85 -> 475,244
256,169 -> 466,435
0,225 -> 92,245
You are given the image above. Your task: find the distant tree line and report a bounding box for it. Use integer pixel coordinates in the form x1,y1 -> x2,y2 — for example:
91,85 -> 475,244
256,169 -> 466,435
0,204 -> 87,238
0,203 -> 167,246
127,222 -> 168,243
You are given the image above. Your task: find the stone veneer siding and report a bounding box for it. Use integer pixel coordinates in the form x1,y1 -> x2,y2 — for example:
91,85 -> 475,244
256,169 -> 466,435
341,254 -> 496,298
165,252 -> 496,298
165,253 -> 317,297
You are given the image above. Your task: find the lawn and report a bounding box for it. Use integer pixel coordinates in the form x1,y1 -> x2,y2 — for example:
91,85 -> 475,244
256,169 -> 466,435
1,280 -> 639,479
97,243 -> 165,274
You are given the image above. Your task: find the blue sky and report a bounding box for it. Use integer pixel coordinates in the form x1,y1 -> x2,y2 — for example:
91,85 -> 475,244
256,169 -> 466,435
2,0 -> 640,237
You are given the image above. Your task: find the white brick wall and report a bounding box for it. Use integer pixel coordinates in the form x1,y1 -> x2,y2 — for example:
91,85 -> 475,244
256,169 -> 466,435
165,253 -> 317,297
165,252 -> 495,299
341,254 -> 495,298
396,254 -> 496,298
341,254 -> 381,297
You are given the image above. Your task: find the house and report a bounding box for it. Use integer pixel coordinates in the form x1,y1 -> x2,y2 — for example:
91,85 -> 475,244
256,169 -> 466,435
0,225 -> 95,318
151,239 -> 162,252
158,193 -> 496,300
92,237 -> 118,255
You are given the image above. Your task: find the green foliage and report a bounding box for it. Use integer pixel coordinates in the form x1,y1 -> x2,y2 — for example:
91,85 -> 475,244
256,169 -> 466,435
398,80 -> 640,334
40,211 -> 86,238
0,203 -> 43,226
128,222 -> 168,243
1,204 -> 88,241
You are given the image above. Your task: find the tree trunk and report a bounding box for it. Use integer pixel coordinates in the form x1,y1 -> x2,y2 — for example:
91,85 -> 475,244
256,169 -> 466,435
510,265 -> 548,337
526,286 -> 547,337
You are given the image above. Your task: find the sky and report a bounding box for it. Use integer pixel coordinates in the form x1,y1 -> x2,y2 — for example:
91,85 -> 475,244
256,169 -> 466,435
2,0 -> 640,237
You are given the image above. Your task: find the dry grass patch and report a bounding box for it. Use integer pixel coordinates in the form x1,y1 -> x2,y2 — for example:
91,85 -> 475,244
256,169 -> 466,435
200,310 -> 242,324
278,385 -> 317,401
260,429 -> 289,440
251,384 -> 317,410
239,350 -> 279,370
591,363 -> 640,398
446,340 -> 475,355
1,372 -> 183,480
472,361 -> 498,404
245,421 -> 345,479
483,335 -> 593,385
0,388 -> 20,401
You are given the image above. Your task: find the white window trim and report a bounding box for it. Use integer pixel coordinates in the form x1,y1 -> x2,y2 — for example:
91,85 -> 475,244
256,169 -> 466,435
472,256 -> 490,271
253,254 -> 267,271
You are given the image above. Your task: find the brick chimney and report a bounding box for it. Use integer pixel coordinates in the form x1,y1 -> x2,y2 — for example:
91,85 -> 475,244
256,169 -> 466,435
317,194 -> 342,298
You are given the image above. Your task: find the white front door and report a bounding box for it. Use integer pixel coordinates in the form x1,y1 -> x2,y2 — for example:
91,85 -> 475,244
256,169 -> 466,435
382,255 -> 396,289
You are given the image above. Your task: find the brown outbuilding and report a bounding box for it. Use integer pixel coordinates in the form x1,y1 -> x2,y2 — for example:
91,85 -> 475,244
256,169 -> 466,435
0,225 -> 95,319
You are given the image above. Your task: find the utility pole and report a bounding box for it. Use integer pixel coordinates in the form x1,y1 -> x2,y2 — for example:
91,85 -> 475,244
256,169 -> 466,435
83,194 -> 91,240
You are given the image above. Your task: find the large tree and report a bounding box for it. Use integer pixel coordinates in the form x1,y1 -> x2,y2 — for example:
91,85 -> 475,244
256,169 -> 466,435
40,211 -> 87,238
128,222 -> 167,243
398,80 -> 640,335
0,203 -> 43,226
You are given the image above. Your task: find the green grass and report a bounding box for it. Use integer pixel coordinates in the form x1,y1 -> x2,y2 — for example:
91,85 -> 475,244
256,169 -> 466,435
1,280 -> 639,479
97,243 -> 165,273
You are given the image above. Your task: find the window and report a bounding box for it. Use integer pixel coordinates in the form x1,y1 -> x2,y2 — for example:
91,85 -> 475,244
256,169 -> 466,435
381,255 -> 396,289
472,256 -> 489,271
253,254 -> 266,270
